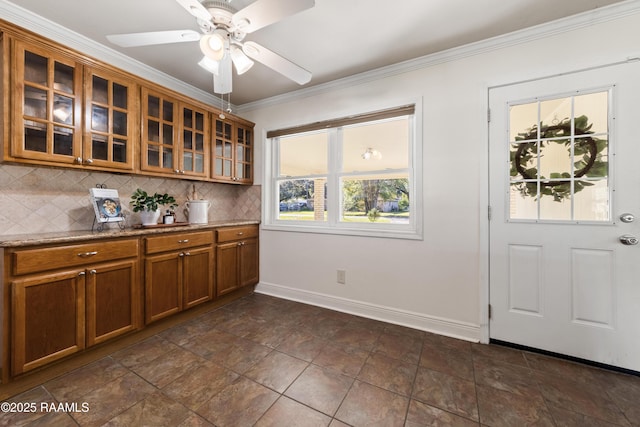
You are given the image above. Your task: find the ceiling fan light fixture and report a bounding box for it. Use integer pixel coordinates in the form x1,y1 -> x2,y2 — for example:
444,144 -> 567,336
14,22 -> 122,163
198,56 -> 220,75
230,45 -> 254,75
200,33 -> 225,61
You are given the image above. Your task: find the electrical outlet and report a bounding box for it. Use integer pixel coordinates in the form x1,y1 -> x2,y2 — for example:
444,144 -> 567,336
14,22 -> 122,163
337,269 -> 346,284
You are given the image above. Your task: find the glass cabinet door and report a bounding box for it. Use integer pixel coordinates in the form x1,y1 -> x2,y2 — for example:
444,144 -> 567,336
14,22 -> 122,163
180,106 -> 209,177
13,41 -> 82,163
83,67 -> 136,170
235,125 -> 253,183
141,88 -> 177,173
213,118 -> 234,181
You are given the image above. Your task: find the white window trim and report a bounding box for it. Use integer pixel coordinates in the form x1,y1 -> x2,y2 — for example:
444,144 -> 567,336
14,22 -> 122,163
262,100 -> 423,240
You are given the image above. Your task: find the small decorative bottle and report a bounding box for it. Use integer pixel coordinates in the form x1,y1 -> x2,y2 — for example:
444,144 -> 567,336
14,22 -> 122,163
163,209 -> 174,224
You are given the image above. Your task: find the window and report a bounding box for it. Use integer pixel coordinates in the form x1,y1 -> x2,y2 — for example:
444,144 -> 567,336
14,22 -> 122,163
508,89 -> 610,222
264,104 -> 421,239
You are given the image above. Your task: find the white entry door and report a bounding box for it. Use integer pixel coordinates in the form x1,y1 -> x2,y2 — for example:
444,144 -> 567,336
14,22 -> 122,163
489,62 -> 640,372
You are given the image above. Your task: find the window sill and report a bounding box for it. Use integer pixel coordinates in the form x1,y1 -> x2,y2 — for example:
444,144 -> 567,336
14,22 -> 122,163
261,222 -> 423,240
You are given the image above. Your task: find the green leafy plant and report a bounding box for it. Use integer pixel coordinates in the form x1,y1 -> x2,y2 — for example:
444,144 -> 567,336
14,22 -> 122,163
130,188 -> 177,212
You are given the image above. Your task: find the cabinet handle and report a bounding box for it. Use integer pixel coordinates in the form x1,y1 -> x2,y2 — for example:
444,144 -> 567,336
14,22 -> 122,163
184,252 -> 191,256
85,158 -> 94,164
179,252 -> 185,257
78,251 -> 98,257
78,271 -> 86,276
237,232 -> 244,236
178,239 -> 189,243
74,157 -> 82,164
89,269 -> 97,275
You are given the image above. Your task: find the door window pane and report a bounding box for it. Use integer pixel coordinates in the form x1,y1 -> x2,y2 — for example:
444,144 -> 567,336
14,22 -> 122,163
508,90 -> 610,222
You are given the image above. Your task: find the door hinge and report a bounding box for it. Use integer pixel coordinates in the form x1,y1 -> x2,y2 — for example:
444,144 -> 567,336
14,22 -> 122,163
487,108 -> 491,123
488,304 -> 492,319
488,205 -> 492,221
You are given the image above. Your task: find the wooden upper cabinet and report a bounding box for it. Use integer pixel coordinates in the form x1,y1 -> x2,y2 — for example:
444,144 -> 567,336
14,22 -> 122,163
235,123 -> 253,184
4,30 -> 254,182
11,39 -> 83,164
141,87 -> 179,174
141,87 -> 212,178
212,116 -> 253,184
179,104 -> 209,178
83,66 -> 137,170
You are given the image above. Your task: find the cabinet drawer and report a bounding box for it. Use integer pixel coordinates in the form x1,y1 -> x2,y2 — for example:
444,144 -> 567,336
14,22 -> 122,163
145,231 -> 213,254
12,239 -> 139,276
216,225 -> 258,243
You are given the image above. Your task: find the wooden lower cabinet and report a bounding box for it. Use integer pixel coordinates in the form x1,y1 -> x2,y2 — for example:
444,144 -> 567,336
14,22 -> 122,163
11,271 -> 85,376
8,238 -> 140,377
216,225 -> 259,296
144,232 -> 214,324
3,224 -> 257,380
85,259 -> 139,346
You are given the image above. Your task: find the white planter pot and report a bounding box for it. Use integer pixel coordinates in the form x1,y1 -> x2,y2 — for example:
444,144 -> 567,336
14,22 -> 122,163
139,209 -> 161,226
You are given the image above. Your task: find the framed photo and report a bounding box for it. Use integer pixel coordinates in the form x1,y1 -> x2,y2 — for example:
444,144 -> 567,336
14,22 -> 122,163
90,187 -> 124,223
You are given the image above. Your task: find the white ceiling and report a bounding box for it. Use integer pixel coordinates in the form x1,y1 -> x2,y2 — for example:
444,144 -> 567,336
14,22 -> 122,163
6,0 -> 628,106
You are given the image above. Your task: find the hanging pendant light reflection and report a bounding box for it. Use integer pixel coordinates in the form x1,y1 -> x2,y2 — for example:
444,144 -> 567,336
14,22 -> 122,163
361,148 -> 382,160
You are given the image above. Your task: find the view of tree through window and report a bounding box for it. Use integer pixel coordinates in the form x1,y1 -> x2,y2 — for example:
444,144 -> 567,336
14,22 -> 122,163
269,106 -> 416,235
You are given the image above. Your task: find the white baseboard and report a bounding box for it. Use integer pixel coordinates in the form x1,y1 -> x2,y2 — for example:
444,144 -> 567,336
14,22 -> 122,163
255,282 -> 480,343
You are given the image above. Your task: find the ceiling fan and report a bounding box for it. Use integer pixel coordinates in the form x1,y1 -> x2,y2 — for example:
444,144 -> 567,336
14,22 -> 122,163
106,0 -> 314,94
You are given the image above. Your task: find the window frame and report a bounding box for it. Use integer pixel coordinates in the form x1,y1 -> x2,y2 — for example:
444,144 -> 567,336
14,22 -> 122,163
263,101 -> 423,240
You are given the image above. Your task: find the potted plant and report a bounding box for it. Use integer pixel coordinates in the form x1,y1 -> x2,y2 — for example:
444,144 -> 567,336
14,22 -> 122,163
130,188 -> 177,225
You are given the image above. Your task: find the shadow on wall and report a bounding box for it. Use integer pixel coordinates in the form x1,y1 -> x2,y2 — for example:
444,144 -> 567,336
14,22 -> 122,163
0,164 -> 261,235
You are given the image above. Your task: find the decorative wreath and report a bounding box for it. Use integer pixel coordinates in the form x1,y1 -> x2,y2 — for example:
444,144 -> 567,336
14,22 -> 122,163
510,115 -> 608,202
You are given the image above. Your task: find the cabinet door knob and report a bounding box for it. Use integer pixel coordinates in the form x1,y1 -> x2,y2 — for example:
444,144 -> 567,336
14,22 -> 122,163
89,269 -> 97,275
179,252 -> 185,257
184,252 -> 191,256
78,271 -> 86,276
178,239 -> 189,243
85,158 -> 94,164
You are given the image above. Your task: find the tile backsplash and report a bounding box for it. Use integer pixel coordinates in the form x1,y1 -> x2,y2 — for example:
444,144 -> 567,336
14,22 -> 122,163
0,164 -> 261,236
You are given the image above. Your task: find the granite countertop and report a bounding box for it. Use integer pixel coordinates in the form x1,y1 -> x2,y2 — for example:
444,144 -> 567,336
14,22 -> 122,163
0,220 -> 260,248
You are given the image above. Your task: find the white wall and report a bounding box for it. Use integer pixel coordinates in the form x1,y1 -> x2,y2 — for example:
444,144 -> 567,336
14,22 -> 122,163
242,5 -> 640,341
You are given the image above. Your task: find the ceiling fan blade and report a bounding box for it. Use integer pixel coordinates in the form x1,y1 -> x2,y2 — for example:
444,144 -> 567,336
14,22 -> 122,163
232,0 -> 314,34
213,54 -> 233,94
242,41 -> 311,85
106,30 -> 201,47
175,0 -> 212,21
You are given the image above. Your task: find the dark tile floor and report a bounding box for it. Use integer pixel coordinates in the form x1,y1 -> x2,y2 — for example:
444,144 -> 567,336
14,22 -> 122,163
1,293 -> 639,426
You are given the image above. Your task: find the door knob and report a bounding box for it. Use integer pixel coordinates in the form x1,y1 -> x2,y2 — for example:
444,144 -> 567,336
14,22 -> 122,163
619,235 -> 639,245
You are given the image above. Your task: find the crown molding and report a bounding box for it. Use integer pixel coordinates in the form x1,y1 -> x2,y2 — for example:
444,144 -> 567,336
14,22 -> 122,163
2,0 -> 639,113
0,0 -> 227,108
236,0 -> 640,113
